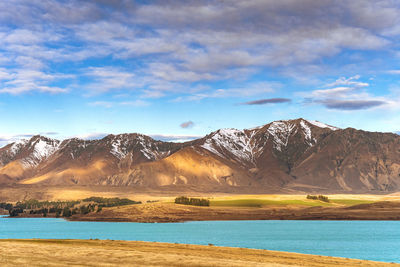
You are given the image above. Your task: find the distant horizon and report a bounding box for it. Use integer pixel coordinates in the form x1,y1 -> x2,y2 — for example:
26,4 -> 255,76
2,118 -> 399,148
1,1 -> 400,146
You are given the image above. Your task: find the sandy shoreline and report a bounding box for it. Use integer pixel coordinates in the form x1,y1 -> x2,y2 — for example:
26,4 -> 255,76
0,239 -> 397,266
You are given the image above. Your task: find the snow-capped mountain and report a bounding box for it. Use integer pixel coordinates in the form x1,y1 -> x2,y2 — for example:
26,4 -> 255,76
198,119 -> 335,168
0,136 -> 60,168
104,133 -> 179,161
1,118 -> 400,193
200,128 -> 263,165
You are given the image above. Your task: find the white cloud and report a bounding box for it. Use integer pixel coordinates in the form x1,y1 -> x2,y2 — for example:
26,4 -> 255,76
324,75 -> 369,88
0,68 -> 69,94
388,70 -> 400,74
3,29 -> 46,45
148,63 -> 216,82
0,0 -> 399,100
307,75 -> 370,99
88,99 -> 150,108
311,87 -> 361,98
88,101 -> 114,108
304,75 -> 397,111
173,81 -> 278,102
120,100 -> 149,107
83,67 -> 138,95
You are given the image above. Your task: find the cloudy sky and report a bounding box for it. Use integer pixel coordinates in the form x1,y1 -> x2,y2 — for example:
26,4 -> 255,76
1,0 -> 400,146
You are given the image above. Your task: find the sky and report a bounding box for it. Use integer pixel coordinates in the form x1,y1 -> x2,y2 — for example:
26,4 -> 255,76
1,0 -> 400,146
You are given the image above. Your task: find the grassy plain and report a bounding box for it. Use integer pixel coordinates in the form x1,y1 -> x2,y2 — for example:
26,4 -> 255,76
2,185 -> 400,204
1,190 -> 400,265
2,185 -> 400,221
0,239 -> 396,267
209,198 -> 376,207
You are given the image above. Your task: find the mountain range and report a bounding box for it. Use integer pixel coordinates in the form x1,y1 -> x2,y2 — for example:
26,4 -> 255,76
1,118 -> 400,193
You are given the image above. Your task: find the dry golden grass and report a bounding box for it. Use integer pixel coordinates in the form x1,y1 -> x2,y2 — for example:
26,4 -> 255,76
20,161 -> 108,185
208,194 -> 400,202
0,161 -> 26,178
0,239 -> 396,267
0,185 -> 174,203
2,184 -> 400,203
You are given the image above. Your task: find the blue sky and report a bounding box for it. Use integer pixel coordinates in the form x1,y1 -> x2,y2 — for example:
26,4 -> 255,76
1,0 -> 400,146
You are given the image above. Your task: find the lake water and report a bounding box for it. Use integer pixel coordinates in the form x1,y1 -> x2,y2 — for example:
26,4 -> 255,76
0,216 -> 399,263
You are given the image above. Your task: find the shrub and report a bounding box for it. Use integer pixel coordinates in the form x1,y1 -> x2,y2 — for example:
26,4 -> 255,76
80,205 -> 90,215
0,202 -> 13,211
62,207 -> 72,217
9,208 -> 23,217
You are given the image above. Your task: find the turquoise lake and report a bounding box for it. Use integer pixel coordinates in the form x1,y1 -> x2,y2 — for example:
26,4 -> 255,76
1,216 -> 399,263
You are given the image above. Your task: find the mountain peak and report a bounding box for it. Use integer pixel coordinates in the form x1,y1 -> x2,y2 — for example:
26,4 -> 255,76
264,118 -> 339,130
304,120 -> 339,131
1,119 -> 400,193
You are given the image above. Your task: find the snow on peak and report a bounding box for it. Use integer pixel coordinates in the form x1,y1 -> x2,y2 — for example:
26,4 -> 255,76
0,139 -> 28,166
109,134 -> 170,161
136,134 -> 171,160
27,138 -> 60,165
10,139 -> 28,156
201,128 -> 263,164
16,137 -> 61,168
110,136 -> 129,159
31,138 -> 59,159
266,120 -> 322,151
300,120 -> 316,147
267,121 -> 297,151
306,120 -> 339,131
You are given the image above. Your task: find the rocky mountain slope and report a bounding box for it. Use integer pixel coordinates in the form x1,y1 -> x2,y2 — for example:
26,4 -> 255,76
1,119 -> 399,193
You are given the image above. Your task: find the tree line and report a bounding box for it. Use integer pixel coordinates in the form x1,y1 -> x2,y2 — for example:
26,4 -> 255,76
82,197 -> 140,207
306,195 -> 330,202
0,196 -> 141,218
175,196 -> 210,206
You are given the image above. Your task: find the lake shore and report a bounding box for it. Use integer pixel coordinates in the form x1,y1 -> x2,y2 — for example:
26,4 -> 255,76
3,187 -> 400,223
0,239 -> 396,266
65,200 -> 400,223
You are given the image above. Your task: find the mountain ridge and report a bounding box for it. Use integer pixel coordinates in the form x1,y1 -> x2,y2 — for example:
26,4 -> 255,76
1,118 -> 399,193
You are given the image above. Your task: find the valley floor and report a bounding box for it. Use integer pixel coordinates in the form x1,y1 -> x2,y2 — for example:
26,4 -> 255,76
3,185 -> 400,222
69,200 -> 400,222
0,239 -> 396,267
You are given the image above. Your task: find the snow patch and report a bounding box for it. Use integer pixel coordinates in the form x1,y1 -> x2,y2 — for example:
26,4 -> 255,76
201,128 -> 263,164
267,121 -> 297,151
110,138 -> 127,159
300,120 -> 312,141
31,139 -> 60,160
10,139 -> 28,156
300,120 -> 316,147
307,120 -> 339,131
109,134 -> 170,161
20,137 -> 60,168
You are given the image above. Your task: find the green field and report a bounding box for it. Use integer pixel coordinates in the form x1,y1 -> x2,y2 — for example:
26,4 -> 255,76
329,199 -> 376,205
210,199 -> 334,208
210,198 -> 377,208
